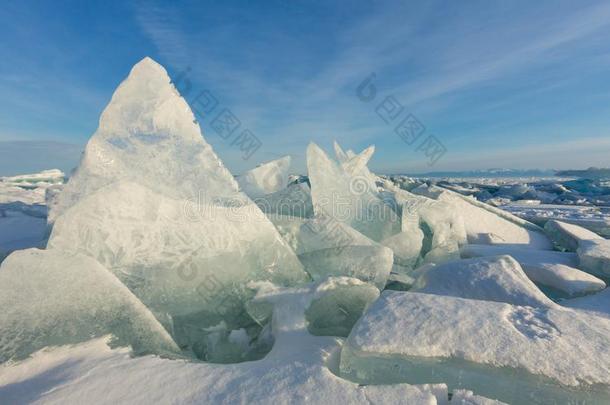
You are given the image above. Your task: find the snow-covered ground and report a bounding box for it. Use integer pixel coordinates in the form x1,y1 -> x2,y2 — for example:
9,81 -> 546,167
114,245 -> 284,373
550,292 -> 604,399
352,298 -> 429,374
1,58 -> 609,404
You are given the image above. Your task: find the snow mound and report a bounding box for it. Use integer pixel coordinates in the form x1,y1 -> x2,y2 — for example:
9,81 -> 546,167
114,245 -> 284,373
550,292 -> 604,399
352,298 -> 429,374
0,278 -> 466,405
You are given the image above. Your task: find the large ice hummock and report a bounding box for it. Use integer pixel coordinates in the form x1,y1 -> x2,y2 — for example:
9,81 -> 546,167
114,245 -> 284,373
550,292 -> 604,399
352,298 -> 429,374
41,57 -> 309,358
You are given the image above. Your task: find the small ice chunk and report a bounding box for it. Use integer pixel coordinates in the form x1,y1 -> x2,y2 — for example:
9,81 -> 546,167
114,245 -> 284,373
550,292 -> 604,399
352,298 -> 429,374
578,239 -> 610,277
468,233 -> 506,244
298,246 -> 393,290
237,156 -> 291,198
451,390 -> 507,405
392,188 -> 465,265
418,201 -> 467,264
418,201 -> 468,247
385,268 -> 417,291
0,248 -> 179,362
411,255 -> 554,307
544,220 -> 602,252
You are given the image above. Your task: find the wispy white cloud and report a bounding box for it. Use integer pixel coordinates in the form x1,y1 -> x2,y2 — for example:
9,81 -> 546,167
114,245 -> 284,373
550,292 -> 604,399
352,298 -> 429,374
133,1 -> 610,173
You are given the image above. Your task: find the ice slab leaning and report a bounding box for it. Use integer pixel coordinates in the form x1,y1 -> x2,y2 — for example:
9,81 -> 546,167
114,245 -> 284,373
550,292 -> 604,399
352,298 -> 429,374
0,248 -> 179,362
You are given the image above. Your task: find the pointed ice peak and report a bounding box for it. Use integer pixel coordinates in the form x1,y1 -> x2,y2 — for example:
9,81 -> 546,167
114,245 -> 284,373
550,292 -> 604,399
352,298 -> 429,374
98,56 -> 187,137
333,141 -> 375,169
49,58 -> 238,221
124,57 -> 168,82
307,142 -> 339,172
330,143 -> 378,194
333,141 -> 348,163
118,56 -> 171,96
133,56 -> 164,71
343,145 -> 374,175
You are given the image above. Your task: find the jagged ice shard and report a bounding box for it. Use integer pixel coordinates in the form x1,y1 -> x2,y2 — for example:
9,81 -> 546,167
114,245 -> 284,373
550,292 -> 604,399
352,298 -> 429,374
0,249 -> 179,362
307,143 -> 400,242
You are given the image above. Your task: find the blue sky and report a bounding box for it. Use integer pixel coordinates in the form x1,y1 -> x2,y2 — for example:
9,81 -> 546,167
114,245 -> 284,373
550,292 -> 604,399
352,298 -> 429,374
1,0 -> 610,175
